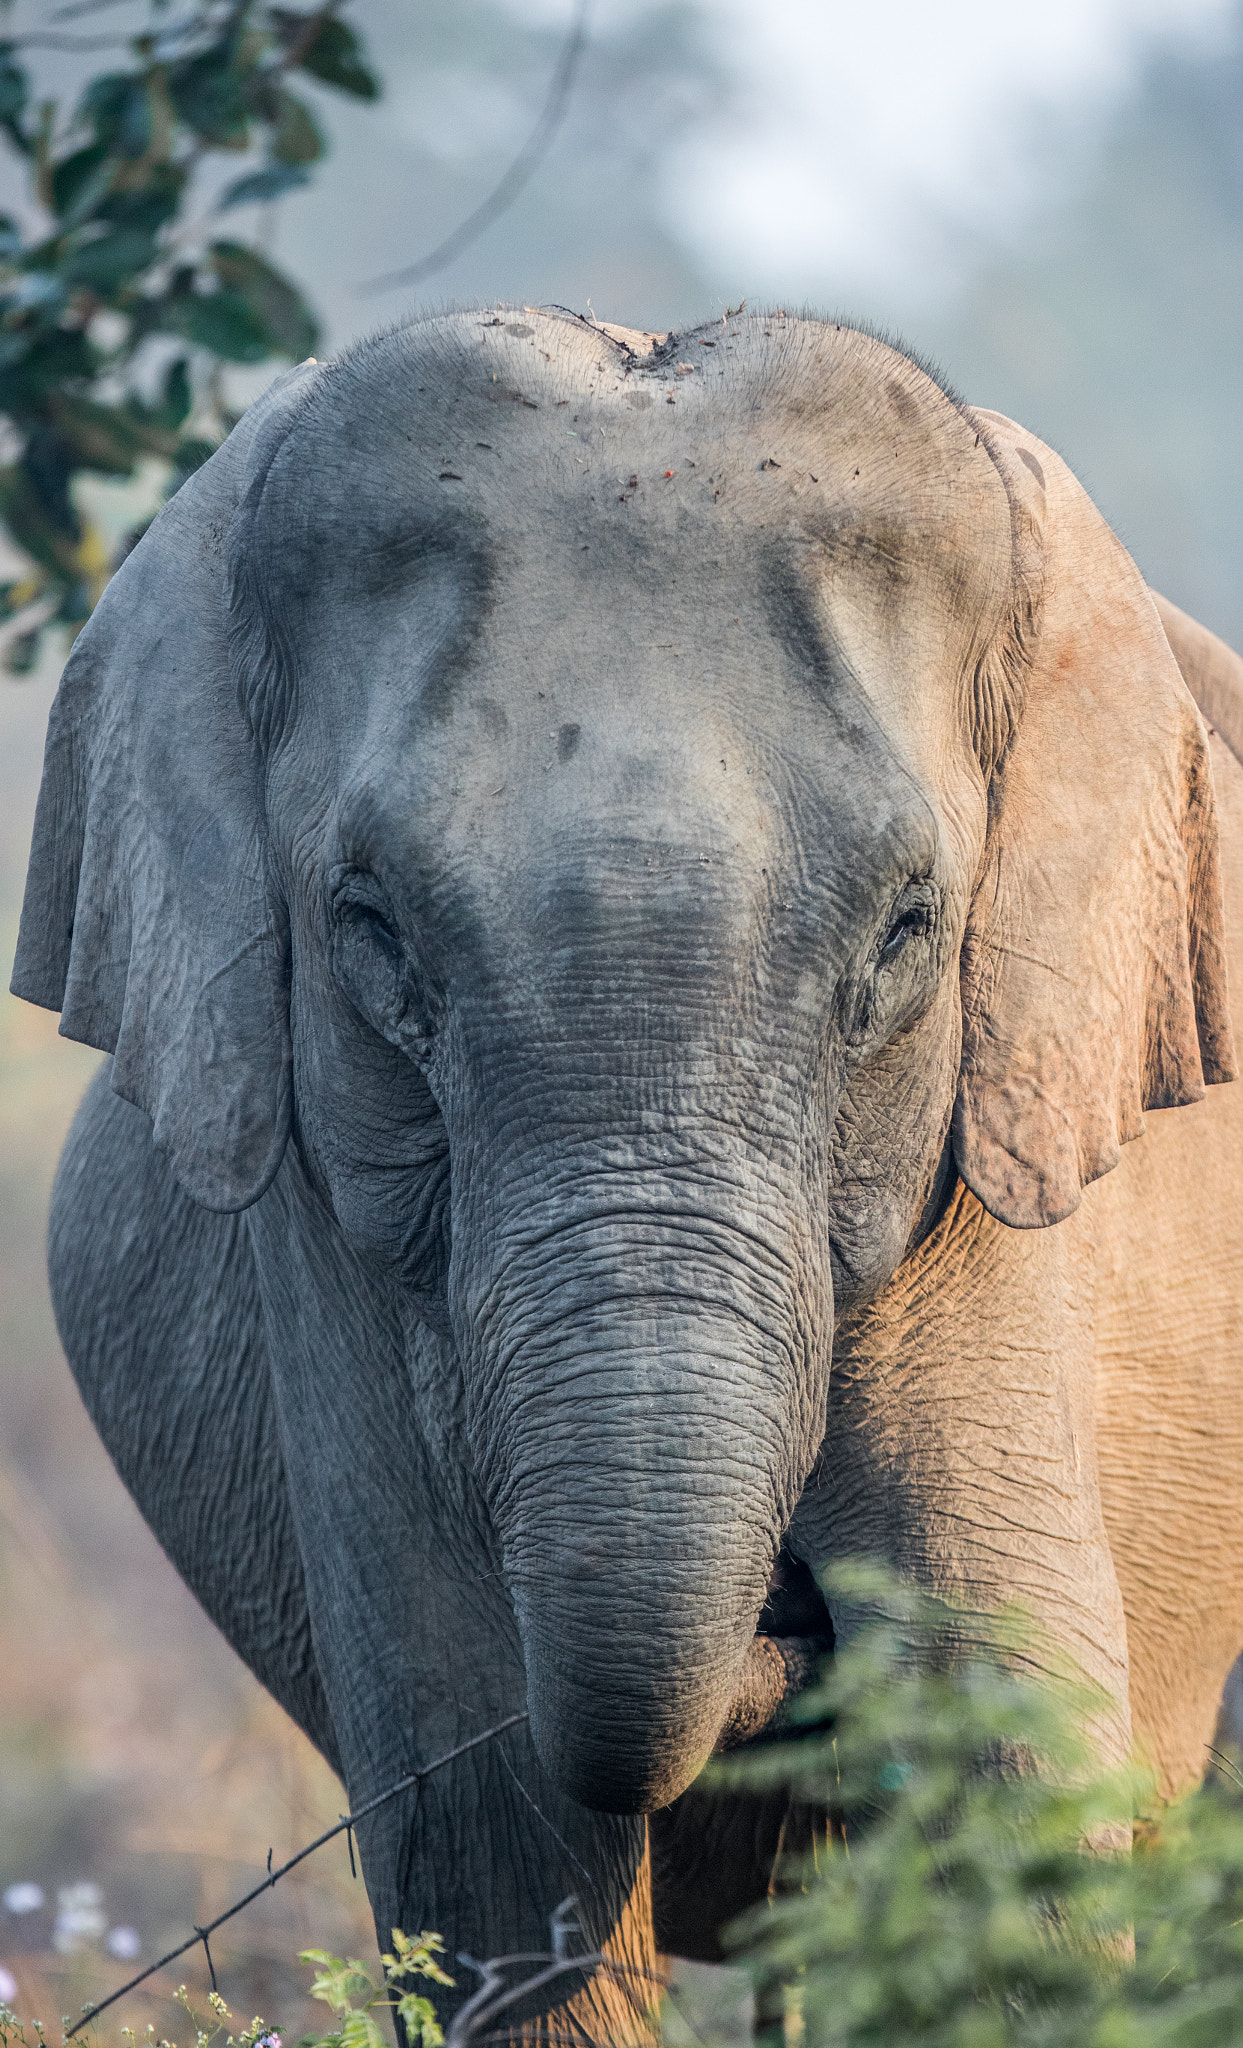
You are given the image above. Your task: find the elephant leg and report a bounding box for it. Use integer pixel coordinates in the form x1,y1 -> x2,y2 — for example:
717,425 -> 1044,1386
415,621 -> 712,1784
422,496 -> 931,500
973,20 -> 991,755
246,1142 -> 659,2046
650,1786 -> 794,1963
49,1062 -> 340,1772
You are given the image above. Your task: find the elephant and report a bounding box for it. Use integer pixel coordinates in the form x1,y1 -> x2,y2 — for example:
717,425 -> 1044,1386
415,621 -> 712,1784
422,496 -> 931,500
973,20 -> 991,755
14,306 -> 1243,2043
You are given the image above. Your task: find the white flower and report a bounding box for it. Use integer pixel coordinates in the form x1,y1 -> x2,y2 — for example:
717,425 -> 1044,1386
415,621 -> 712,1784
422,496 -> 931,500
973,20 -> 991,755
54,1884 -> 106,1954
3,1885 -> 43,1916
107,1928 -> 141,1961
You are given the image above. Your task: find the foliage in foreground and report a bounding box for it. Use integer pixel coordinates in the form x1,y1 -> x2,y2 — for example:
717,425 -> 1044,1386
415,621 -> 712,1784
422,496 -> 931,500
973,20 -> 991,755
713,1561 -> 1243,2047
0,1933 -> 453,2048
10,1567 -> 1243,2046
0,1 -> 379,669
299,1929 -> 453,2048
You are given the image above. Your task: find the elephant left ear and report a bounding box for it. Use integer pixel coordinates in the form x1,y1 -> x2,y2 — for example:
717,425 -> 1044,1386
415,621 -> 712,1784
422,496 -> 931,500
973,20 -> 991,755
953,409 -> 1236,1230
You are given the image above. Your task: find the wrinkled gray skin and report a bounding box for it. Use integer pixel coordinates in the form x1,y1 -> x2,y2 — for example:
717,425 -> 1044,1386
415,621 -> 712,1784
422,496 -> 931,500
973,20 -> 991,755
15,311 -> 1240,2042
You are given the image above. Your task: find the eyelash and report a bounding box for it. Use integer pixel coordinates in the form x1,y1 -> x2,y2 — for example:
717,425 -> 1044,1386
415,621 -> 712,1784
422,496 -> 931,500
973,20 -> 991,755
878,903 -> 930,963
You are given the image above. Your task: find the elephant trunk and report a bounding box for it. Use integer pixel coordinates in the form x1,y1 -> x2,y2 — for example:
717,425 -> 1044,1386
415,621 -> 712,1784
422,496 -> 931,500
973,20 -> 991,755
457,1176 -> 832,1814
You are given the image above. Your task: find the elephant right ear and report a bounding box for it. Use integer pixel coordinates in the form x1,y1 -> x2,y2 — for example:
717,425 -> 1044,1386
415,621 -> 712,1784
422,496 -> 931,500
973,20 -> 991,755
11,362 -> 321,1212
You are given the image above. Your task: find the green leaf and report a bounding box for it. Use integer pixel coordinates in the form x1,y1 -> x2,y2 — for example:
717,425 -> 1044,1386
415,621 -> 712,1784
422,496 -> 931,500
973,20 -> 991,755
159,356 -> 192,429
168,50 -> 251,150
0,44 -> 30,154
46,394 -> 148,473
0,326 -> 96,409
62,227 -> 160,293
78,71 -> 151,158
96,166 -> 185,237
51,143 -> 110,221
270,90 -> 323,166
299,1952 -> 380,2018
78,72 -> 129,143
0,461 -> 83,578
219,162 -> 312,209
274,13 -> 380,100
335,2014 -> 387,2048
383,1932 -> 454,1990
60,385 -> 183,463
5,623 -> 44,675
209,241 -> 317,358
178,286 -> 272,363
393,1994 -> 443,2048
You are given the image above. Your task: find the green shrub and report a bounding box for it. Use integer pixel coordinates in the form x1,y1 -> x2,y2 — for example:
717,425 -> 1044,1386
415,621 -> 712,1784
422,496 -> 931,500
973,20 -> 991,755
714,1561 -> 1243,2048
299,1930 -> 453,2048
0,1933 -> 453,2048
10,1564 -> 1243,2047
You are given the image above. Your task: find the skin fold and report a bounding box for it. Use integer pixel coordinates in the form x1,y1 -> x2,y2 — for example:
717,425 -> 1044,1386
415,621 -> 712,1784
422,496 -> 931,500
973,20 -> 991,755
13,310 -> 1243,2040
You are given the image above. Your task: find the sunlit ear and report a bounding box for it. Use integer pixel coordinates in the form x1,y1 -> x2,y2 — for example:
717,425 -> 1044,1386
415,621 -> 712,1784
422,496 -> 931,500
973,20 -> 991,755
954,411 -> 1234,1230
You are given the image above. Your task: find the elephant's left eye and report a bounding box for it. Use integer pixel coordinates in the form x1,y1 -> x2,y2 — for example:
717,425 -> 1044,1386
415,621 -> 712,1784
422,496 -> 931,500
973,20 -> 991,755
877,901 -> 930,964
847,880 -> 941,1049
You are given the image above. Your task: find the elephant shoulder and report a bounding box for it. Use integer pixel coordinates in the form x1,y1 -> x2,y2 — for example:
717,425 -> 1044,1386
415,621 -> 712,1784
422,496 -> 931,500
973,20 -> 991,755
50,1066 -> 341,1772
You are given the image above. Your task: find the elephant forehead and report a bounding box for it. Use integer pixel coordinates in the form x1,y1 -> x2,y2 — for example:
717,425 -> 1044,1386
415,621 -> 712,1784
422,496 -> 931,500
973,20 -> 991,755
271,309 -> 1010,638
249,314 -> 1010,842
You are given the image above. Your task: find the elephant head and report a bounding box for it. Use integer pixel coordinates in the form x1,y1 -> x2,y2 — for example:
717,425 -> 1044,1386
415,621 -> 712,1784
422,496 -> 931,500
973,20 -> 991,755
13,312 -> 1232,1815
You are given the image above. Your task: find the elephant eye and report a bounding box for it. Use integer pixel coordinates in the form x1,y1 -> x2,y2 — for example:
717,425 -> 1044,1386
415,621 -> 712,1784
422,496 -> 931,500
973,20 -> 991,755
848,880 -> 942,1050
346,900 -> 403,960
330,871 -> 422,1047
878,900 -> 931,965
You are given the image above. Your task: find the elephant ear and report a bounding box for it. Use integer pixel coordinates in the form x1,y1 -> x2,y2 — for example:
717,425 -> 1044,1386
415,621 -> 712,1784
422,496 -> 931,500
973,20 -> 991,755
10,362 -> 321,1212
953,409 -> 1236,1229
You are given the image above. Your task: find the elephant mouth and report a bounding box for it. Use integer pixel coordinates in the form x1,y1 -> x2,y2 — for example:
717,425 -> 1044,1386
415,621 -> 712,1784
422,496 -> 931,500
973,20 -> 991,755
713,1549 -> 834,1755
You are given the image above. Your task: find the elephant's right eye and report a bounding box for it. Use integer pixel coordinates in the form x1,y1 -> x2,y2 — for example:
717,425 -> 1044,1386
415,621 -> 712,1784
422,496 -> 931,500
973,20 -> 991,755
845,877 -> 943,1050
350,901 -> 402,958
330,874 -> 424,1051
878,902 -> 928,963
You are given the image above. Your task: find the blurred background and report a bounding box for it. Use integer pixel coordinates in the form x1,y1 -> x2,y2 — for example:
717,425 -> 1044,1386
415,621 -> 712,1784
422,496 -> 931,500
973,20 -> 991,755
0,0 -> 1240,2037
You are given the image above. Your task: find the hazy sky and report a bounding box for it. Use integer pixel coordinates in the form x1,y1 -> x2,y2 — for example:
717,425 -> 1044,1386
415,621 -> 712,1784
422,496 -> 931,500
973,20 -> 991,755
654,0 -> 1235,298
398,0 -> 1238,308
8,0 -> 1238,337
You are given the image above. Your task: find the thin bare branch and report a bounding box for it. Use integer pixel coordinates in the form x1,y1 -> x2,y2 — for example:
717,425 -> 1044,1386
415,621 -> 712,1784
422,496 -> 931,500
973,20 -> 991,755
359,0 -> 589,296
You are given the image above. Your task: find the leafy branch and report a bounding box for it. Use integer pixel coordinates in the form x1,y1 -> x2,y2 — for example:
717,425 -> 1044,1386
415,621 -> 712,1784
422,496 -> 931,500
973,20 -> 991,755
0,0 -> 379,672
300,1930 -> 454,2048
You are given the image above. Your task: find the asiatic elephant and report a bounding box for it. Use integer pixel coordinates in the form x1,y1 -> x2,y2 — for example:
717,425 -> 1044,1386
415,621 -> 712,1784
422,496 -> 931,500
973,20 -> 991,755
15,309 -> 1243,2043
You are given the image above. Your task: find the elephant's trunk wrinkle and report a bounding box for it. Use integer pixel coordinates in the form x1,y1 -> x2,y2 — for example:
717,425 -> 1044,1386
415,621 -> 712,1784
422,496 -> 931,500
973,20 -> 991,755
476,1294 -> 805,1382
508,1205 -> 802,1282
478,1200 -> 807,1289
